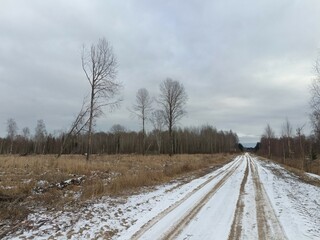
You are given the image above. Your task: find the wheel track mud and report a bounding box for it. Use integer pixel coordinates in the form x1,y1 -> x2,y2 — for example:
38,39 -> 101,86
131,156 -> 243,240
161,158 -> 243,240
228,157 -> 249,240
250,157 -> 287,240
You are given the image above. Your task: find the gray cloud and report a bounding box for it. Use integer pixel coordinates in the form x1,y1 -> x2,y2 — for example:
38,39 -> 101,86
1,0 -> 320,143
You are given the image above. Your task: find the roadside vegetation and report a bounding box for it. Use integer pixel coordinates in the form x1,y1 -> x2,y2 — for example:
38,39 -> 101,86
258,120 -> 320,175
0,153 -> 232,227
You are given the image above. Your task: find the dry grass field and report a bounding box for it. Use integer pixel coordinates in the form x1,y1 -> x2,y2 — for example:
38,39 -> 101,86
0,153 -> 233,225
257,155 -> 320,187
266,156 -> 320,175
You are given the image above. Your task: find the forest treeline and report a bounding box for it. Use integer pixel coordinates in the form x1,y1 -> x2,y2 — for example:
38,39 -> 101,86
258,121 -> 320,174
0,124 -> 239,155
256,57 -> 320,175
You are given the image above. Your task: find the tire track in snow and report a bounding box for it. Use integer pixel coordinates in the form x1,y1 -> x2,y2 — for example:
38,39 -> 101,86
161,158 -> 243,240
257,160 -> 320,239
131,156 -> 243,240
250,157 -> 288,240
228,156 -> 249,240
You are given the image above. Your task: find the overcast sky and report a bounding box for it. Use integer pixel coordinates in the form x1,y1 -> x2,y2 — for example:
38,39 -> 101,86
1,0 -> 320,143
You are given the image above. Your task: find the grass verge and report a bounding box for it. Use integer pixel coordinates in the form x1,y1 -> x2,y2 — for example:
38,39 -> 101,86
0,153 -> 233,226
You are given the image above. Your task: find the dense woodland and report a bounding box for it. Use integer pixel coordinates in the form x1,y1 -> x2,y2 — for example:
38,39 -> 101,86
0,124 -> 238,155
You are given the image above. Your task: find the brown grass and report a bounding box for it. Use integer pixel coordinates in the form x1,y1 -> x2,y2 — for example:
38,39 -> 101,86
258,155 -> 320,186
268,156 -> 320,175
0,153 -> 232,225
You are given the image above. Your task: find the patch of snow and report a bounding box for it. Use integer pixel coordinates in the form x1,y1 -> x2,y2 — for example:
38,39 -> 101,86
255,156 -> 320,239
305,172 -> 320,180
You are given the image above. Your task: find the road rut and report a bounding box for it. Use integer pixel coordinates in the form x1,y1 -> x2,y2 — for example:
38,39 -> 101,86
130,154 -> 288,240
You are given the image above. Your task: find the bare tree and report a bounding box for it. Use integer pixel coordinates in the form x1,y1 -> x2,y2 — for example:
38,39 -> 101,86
22,127 -> 30,154
7,118 -> 18,154
82,38 -> 122,160
150,110 -> 165,154
22,127 -> 30,139
131,88 -> 153,154
310,56 -> 320,144
263,124 -> 275,159
281,118 -> 293,161
110,124 -> 126,154
158,78 -> 188,156
34,119 -> 47,154
58,100 -> 90,157
296,124 -> 306,169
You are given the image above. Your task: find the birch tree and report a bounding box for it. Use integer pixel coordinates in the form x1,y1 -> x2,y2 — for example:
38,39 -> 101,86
7,118 -> 18,154
150,109 -> 165,154
310,56 -> 320,143
281,118 -> 293,161
158,78 -> 188,156
263,124 -> 275,159
34,119 -> 47,154
131,88 -> 153,154
82,38 -> 122,160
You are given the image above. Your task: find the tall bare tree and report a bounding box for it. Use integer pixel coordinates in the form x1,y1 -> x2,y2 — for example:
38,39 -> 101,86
150,109 -> 165,154
34,119 -> 47,154
110,124 -> 126,154
296,124 -> 306,169
82,38 -> 122,160
131,88 -> 153,154
310,56 -> 320,143
281,118 -> 293,161
22,127 -> 30,154
158,78 -> 188,156
7,118 -> 18,154
263,124 -> 275,159
22,127 -> 30,139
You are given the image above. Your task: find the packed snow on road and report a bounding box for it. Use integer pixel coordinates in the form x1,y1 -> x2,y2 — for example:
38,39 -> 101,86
5,153 -> 320,240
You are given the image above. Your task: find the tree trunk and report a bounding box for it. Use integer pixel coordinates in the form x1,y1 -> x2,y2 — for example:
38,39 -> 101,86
282,141 -> 286,164
268,138 -> 271,159
58,134 -> 66,158
169,125 -> 173,156
10,140 -> 13,154
87,86 -> 94,160
142,117 -> 145,155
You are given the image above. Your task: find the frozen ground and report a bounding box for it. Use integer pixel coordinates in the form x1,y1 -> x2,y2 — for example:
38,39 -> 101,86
4,154 -> 320,239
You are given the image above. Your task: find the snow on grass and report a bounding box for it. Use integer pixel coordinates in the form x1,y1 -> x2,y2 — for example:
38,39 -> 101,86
305,172 -> 320,180
5,157 -> 238,240
255,157 -> 320,240
7,155 -> 319,240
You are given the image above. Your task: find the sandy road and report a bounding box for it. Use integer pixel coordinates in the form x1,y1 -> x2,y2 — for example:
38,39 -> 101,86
131,156 -> 243,240
129,154 -> 288,240
228,155 -> 287,240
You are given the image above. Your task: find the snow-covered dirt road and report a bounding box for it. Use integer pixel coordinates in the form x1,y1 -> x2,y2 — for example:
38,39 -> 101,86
5,154 -> 320,239
122,154 -> 320,240
128,154 -> 288,240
